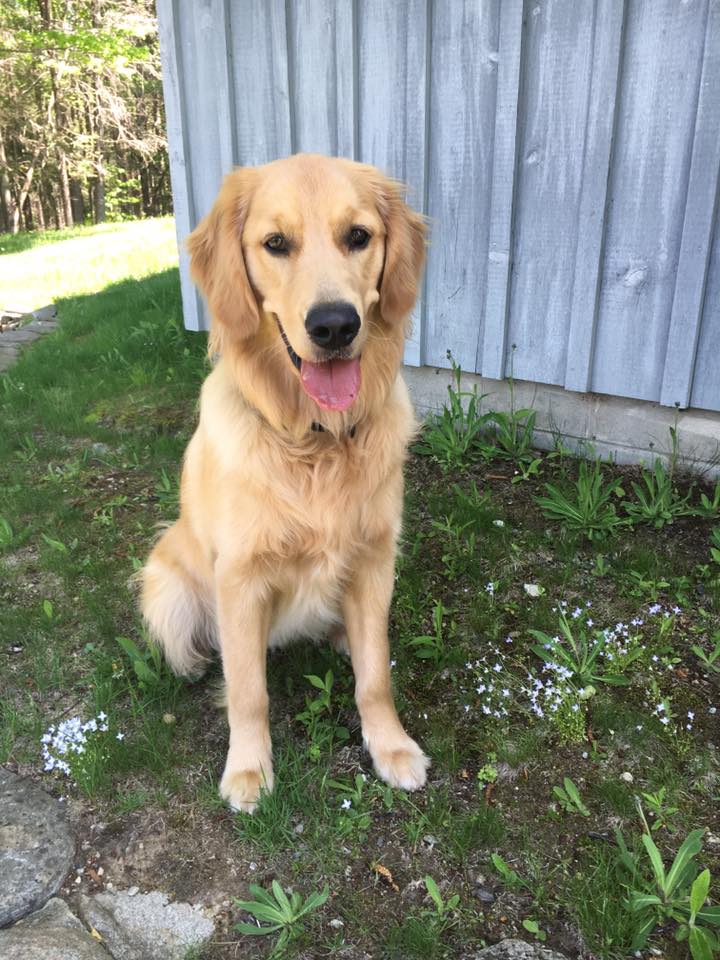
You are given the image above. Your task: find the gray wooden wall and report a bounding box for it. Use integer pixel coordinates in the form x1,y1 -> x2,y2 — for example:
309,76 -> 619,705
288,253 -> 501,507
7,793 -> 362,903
157,0 -> 720,413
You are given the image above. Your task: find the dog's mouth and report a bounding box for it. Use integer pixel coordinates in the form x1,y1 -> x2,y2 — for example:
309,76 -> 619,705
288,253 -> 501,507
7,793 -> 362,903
275,318 -> 361,412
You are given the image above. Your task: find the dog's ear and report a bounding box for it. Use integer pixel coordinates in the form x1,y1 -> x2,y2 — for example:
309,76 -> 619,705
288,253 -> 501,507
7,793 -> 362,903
373,175 -> 427,324
187,168 -> 260,342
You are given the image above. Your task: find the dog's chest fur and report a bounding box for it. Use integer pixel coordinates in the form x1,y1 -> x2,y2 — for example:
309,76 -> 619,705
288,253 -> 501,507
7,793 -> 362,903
188,363 -> 409,644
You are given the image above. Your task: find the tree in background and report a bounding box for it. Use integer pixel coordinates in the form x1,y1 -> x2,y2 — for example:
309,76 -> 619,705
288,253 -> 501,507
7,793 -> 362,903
0,0 -> 171,233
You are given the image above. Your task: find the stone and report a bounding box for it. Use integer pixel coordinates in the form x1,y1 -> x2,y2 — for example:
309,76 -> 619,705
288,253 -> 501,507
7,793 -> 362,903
0,768 -> 76,926
77,890 -> 215,960
474,939 -> 570,960
0,898 -> 108,959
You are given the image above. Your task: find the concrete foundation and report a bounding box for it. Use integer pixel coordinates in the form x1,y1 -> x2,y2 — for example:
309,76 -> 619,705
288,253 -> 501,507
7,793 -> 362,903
403,365 -> 720,480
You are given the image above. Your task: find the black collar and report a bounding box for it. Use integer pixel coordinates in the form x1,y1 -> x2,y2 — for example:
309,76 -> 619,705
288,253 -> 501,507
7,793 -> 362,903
311,421 -> 357,438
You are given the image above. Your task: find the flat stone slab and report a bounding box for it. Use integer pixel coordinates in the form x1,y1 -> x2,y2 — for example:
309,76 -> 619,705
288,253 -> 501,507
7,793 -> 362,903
0,897 -> 108,960
0,768 -> 75,927
475,940 -> 569,960
77,890 -> 215,960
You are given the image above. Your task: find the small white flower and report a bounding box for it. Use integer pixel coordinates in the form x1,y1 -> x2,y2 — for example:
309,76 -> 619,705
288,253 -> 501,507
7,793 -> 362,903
524,583 -> 542,598
389,660 -> 396,669
687,711 -> 695,721
493,519 -> 505,527
581,752 -> 588,759
341,798 -> 352,810
116,732 -> 125,741
660,716 -> 670,726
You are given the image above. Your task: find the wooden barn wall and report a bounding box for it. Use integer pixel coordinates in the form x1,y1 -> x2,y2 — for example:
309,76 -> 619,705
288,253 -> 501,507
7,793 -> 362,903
157,0 -> 720,413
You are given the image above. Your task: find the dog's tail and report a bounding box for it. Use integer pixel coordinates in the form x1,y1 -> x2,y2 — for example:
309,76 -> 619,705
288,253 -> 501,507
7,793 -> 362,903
139,521 -> 215,677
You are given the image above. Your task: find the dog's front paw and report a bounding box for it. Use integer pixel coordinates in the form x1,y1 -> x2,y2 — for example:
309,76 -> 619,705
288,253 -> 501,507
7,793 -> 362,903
220,764 -> 274,814
370,736 -> 429,791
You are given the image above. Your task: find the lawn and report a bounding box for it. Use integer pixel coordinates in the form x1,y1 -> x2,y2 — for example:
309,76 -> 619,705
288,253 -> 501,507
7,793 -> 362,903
1,222 -> 719,960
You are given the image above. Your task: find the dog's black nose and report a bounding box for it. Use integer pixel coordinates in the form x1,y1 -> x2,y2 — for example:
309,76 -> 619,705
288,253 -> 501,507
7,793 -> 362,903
305,302 -> 360,351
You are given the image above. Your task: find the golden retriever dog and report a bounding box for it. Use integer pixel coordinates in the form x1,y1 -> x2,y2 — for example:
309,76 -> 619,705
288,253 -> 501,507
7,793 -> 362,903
140,153 -> 428,812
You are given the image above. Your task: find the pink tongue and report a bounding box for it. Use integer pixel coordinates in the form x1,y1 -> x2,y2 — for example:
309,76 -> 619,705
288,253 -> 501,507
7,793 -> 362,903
300,357 -> 361,411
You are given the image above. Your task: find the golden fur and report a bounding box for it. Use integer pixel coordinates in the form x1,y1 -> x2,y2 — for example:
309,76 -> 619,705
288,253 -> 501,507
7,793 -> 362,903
140,154 -> 428,812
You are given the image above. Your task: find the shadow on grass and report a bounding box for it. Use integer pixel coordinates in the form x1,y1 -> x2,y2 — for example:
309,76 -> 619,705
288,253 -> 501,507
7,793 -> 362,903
1,266 -> 207,455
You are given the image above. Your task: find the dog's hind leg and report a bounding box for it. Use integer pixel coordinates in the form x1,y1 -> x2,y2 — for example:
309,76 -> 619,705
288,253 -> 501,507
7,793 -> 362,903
140,521 -> 215,677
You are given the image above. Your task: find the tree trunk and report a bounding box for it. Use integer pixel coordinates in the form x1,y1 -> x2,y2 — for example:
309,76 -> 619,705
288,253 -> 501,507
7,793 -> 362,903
38,0 -> 73,228
0,127 -> 19,233
70,178 -> 84,224
32,192 -> 46,230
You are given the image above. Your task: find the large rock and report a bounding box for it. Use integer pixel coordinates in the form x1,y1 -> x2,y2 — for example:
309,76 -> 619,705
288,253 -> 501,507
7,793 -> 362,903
475,941 -> 570,960
77,890 -> 215,960
0,768 -> 75,926
0,898 -> 108,959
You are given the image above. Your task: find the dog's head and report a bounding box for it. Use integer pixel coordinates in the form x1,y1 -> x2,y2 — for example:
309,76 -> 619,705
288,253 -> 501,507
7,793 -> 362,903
188,154 -> 426,414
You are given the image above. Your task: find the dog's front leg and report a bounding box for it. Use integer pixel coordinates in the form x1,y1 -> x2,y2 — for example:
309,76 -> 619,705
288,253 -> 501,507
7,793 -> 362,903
343,537 -> 429,791
216,567 -> 273,813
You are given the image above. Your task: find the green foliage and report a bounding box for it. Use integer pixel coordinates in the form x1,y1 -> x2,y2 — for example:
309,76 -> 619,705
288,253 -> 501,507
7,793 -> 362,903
529,610 -> 639,689
407,600 -> 454,664
615,814 -> 720,954
692,632 -> 720,675
711,528 -> 720,566
641,787 -> 680,833
414,355 -> 492,470
624,458 -> 694,528
695,482 -> 720,520
423,875 -> 460,919
234,881 -> 329,955
522,918 -> 547,941
116,635 -> 166,693
536,459 -> 626,541
0,515 -> 13,546
295,671 -> 349,761
552,777 -> 590,817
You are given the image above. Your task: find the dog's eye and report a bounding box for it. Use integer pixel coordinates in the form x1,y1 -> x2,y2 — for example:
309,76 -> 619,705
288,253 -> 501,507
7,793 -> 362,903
264,234 -> 289,255
347,227 -> 370,251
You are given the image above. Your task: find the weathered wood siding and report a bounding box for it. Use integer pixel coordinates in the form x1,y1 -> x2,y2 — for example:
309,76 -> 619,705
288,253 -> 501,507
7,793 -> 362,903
157,0 -> 720,413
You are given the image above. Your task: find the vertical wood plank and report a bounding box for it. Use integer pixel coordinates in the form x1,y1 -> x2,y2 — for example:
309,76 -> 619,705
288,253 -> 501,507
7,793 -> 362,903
356,0 -> 428,365
287,0 -> 354,157
424,0 -> 501,371
689,220 -> 720,413
661,0 -> 720,408
564,0 -> 625,393
156,0 -> 201,330
479,0 -> 523,379
591,0 -> 709,402
228,0 -> 292,166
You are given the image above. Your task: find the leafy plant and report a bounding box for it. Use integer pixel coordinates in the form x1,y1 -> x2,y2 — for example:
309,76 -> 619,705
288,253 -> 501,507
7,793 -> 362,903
116,635 -> 165,692
234,881 -> 329,955
407,601 -> 454,664
522,917 -> 547,941
326,773 -> 372,838
711,528 -> 720,566
485,404 -> 537,465
615,813 -> 720,955
0,515 -> 13,546
536,459 -> 626,541
423,875 -> 460,920
553,777 -> 590,817
641,787 -> 680,833
694,481 -> 720,520
490,853 -> 530,892
295,670 -> 349,761
431,514 -> 477,580
414,353 -> 493,470
529,610 -> 640,690
623,459 -> 693,529
692,632 -> 720,675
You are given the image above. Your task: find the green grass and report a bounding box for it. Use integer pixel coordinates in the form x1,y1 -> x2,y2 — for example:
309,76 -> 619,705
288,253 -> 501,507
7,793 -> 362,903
2,222 -> 720,959
0,217 -> 177,309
